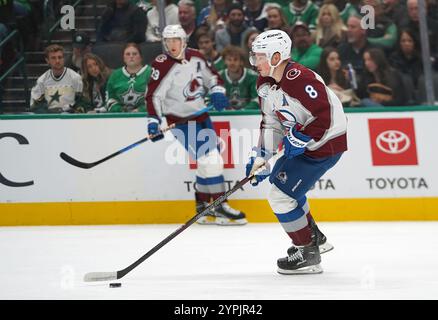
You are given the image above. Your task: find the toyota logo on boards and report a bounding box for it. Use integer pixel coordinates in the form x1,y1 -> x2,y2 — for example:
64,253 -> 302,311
376,130 -> 410,154
368,118 -> 418,166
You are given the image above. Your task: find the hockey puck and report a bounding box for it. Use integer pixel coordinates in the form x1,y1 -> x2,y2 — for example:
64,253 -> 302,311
109,283 -> 122,288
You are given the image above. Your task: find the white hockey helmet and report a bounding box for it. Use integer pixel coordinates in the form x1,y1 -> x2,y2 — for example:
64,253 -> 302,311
162,24 -> 187,59
249,29 -> 292,75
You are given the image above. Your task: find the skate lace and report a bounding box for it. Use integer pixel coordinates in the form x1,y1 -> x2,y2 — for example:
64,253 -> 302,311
221,203 -> 240,215
287,248 -> 304,262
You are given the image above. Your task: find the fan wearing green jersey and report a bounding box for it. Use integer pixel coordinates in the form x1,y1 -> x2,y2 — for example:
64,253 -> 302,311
281,0 -> 320,31
106,43 -> 152,113
219,45 -> 259,110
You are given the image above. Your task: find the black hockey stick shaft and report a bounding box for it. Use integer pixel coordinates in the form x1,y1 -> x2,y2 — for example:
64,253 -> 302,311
60,105 -> 213,169
60,131 -> 169,169
115,175 -> 251,280
83,176 -> 250,282
83,151 -> 283,282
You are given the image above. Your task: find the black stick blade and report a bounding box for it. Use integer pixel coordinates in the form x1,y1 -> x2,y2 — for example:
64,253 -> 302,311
60,152 -> 95,169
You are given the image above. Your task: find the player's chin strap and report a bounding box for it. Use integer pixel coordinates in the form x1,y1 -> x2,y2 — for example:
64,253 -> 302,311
268,59 -> 282,77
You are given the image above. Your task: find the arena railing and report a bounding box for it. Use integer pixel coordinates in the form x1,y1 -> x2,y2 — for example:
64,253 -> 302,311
0,29 -> 29,112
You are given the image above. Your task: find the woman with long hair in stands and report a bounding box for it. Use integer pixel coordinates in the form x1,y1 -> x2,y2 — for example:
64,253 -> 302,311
81,53 -> 112,112
265,7 -> 291,34
197,0 -> 233,31
314,4 -> 347,48
318,46 -> 359,107
105,42 -> 152,113
356,48 -> 406,106
389,28 -> 423,90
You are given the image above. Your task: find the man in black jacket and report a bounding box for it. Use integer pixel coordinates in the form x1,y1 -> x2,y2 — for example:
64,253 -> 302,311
97,0 -> 147,43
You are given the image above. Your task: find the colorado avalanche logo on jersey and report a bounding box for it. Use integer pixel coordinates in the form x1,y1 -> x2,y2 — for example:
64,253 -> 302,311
276,109 -> 297,128
274,95 -> 297,128
155,54 -> 167,63
183,76 -> 205,101
286,68 -> 301,80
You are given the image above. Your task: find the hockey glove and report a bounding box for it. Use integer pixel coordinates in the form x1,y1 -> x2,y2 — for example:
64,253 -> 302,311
210,92 -> 228,111
147,117 -> 164,142
245,147 -> 271,186
283,126 -> 312,159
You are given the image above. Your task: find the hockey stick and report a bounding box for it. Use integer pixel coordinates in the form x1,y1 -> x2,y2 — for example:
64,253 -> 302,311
60,105 -> 213,169
83,151 -> 283,282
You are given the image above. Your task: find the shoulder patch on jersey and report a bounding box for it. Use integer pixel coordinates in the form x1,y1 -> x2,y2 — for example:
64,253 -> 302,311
286,68 -> 301,81
155,54 -> 167,63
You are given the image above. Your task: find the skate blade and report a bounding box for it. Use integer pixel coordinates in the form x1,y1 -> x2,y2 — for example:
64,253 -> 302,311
197,216 -> 217,225
277,264 -> 323,275
319,242 -> 334,254
215,217 -> 248,226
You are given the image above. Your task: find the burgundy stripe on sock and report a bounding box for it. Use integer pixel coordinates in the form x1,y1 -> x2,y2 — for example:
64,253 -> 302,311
195,192 -> 211,202
211,192 -> 225,201
287,225 -> 313,246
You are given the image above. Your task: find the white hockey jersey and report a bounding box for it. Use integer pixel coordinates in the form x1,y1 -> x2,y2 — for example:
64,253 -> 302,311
257,61 -> 348,158
30,67 -> 83,112
146,48 -> 225,124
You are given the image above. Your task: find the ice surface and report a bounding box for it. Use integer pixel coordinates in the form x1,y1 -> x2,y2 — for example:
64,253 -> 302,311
1,222 -> 437,300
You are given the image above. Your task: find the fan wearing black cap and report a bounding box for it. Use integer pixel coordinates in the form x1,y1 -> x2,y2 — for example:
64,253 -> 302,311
66,32 -> 92,74
215,3 -> 253,53
290,21 -> 323,71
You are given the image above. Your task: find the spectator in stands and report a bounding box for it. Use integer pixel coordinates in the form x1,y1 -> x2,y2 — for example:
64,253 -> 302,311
265,6 -> 291,34
197,0 -> 232,31
362,0 -> 398,51
389,28 -> 423,103
146,0 -> 179,42
66,32 -> 92,74
243,0 -> 280,32
356,48 -> 406,106
219,45 -> 259,110
178,0 -> 199,48
215,3 -> 252,53
383,0 -> 409,29
106,43 -> 152,112
30,44 -> 83,114
337,15 -> 375,77
405,0 -> 438,70
281,0 -> 319,31
196,28 -> 226,72
318,47 -> 360,106
242,29 -> 260,67
291,21 -> 323,71
97,0 -> 147,43
324,0 -> 359,23
314,3 -> 347,48
81,53 -> 112,113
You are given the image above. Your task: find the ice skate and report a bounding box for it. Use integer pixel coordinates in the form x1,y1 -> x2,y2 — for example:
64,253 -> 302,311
277,243 -> 323,275
213,202 -> 247,226
309,217 -> 334,254
196,201 -> 217,225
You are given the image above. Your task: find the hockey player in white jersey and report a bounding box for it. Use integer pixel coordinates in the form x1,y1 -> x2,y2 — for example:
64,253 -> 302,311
246,30 -> 348,274
145,24 -> 247,225
30,44 -> 83,113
